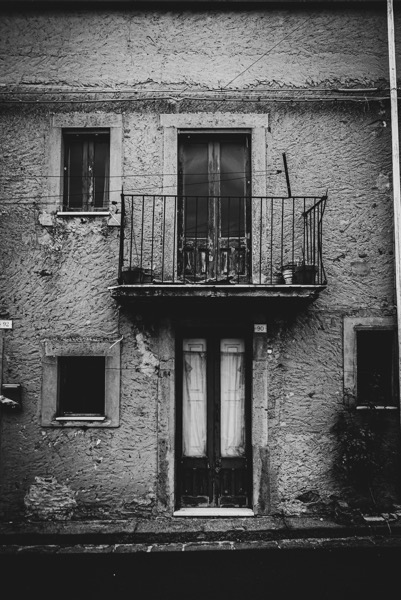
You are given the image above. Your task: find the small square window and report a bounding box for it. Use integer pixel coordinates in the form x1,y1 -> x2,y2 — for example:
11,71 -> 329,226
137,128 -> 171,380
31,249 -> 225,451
356,329 -> 398,407
41,338 -> 121,427
63,129 -> 110,211
58,356 -> 105,417
343,317 -> 399,409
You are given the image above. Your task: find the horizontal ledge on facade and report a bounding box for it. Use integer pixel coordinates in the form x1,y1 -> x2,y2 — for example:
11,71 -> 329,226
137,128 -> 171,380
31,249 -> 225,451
174,508 -> 255,517
109,283 -> 327,300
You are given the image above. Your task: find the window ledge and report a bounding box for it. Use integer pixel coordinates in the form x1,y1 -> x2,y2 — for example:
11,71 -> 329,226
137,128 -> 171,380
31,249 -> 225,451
173,508 -> 254,517
356,405 -> 398,411
55,416 -> 106,421
55,211 -> 121,226
57,211 -> 111,217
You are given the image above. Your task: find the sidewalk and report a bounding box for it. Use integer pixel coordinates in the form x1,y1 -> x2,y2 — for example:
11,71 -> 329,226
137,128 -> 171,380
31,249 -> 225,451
2,513 -> 401,554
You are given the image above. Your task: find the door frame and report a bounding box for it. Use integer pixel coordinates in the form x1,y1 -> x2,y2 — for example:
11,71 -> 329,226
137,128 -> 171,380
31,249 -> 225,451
175,325 -> 253,510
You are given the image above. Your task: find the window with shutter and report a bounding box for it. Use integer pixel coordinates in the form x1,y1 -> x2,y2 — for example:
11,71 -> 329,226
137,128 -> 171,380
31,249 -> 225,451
63,129 -> 110,211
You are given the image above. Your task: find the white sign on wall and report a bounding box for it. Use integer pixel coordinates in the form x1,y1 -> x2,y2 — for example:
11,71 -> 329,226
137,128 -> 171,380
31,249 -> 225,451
0,320 -> 12,329
254,324 -> 267,333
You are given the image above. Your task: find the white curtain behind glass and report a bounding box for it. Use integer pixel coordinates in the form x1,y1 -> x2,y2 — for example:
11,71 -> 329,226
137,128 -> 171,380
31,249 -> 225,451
182,339 -> 207,456
220,339 -> 245,457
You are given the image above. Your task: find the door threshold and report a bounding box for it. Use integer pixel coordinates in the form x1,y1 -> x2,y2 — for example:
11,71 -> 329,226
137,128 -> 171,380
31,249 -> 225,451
174,507 -> 254,517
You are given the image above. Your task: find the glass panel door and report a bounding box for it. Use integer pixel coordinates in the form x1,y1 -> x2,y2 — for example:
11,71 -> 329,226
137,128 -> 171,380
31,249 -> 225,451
178,333 -> 251,509
178,133 -> 251,281
182,339 -> 207,456
220,339 -> 245,457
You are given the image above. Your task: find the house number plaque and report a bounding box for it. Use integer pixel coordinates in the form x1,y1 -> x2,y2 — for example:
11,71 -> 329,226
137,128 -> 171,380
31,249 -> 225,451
0,320 -> 12,329
254,324 -> 267,333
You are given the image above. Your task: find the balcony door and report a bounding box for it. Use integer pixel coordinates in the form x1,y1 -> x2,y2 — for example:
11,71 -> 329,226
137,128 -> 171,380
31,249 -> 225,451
178,132 -> 251,282
176,332 -> 252,509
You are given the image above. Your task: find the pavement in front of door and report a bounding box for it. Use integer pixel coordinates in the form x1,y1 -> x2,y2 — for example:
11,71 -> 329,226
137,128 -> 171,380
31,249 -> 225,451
2,511 -> 401,555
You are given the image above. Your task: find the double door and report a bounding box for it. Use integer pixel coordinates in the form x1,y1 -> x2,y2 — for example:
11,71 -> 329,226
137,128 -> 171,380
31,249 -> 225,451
178,132 -> 251,281
176,332 -> 252,509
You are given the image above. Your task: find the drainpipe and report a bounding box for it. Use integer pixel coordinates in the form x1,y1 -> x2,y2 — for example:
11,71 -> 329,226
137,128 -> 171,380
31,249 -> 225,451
387,0 -> 401,419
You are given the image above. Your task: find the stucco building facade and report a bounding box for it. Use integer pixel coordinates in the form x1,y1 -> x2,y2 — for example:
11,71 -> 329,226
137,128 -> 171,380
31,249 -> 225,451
1,0 -> 401,546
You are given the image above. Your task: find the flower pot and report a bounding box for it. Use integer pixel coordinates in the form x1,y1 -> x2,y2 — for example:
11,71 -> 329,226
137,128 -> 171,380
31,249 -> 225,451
282,263 -> 296,284
141,268 -> 154,283
282,270 -> 293,284
121,267 -> 153,284
293,264 -> 317,284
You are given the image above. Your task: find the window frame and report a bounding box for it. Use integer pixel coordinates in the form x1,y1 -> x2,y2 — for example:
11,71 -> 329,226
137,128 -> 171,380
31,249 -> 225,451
159,113 -> 269,282
343,316 -> 399,410
62,128 -> 110,212
41,337 -> 121,427
47,114 -> 122,224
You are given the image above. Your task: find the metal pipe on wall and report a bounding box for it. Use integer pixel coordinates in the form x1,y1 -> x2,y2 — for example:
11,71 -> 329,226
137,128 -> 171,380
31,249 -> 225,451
387,0 -> 401,421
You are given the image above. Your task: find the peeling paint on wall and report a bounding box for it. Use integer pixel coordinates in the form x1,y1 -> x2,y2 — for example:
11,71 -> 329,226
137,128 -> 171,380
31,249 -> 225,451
24,476 -> 77,521
135,332 -> 159,376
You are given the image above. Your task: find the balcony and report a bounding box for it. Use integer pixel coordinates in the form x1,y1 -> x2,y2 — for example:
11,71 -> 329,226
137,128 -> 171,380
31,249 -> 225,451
109,194 -> 327,305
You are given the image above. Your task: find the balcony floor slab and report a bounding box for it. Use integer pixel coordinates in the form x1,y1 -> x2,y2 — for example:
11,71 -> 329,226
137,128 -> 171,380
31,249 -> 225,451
109,283 -> 327,302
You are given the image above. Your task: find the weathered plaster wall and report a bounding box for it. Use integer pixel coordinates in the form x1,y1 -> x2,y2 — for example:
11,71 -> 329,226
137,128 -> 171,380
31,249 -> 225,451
0,7 -> 395,88
0,4 -> 399,522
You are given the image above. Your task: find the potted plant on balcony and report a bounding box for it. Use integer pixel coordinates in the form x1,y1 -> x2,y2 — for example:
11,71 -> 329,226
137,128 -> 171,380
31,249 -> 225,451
281,262 -> 297,284
293,261 -> 317,284
121,266 -> 154,284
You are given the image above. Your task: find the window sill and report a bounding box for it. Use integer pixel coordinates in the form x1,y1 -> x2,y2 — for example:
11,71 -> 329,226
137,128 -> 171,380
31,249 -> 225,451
356,405 -> 398,411
173,508 -> 254,517
55,211 -> 121,226
57,211 -> 111,217
55,416 -> 106,421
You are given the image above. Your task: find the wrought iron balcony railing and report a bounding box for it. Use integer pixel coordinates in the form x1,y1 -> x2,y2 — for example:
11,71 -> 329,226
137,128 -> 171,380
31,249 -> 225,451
117,194 -> 327,288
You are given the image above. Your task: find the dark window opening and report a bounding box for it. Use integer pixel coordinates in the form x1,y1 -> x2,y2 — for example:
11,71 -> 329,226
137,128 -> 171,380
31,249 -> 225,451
63,129 -> 110,211
356,329 -> 398,406
58,356 -> 106,416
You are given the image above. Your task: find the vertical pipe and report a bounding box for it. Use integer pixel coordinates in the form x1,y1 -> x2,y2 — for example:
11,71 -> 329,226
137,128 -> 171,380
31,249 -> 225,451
387,0 -> 401,423
140,195 -> 145,271
270,198 -> 273,284
259,197 -> 263,284
291,196 -> 295,267
283,153 -> 292,197
118,191 -> 125,283
162,195 -> 166,282
173,195 -> 177,283
151,195 -> 155,279
129,196 -> 134,270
